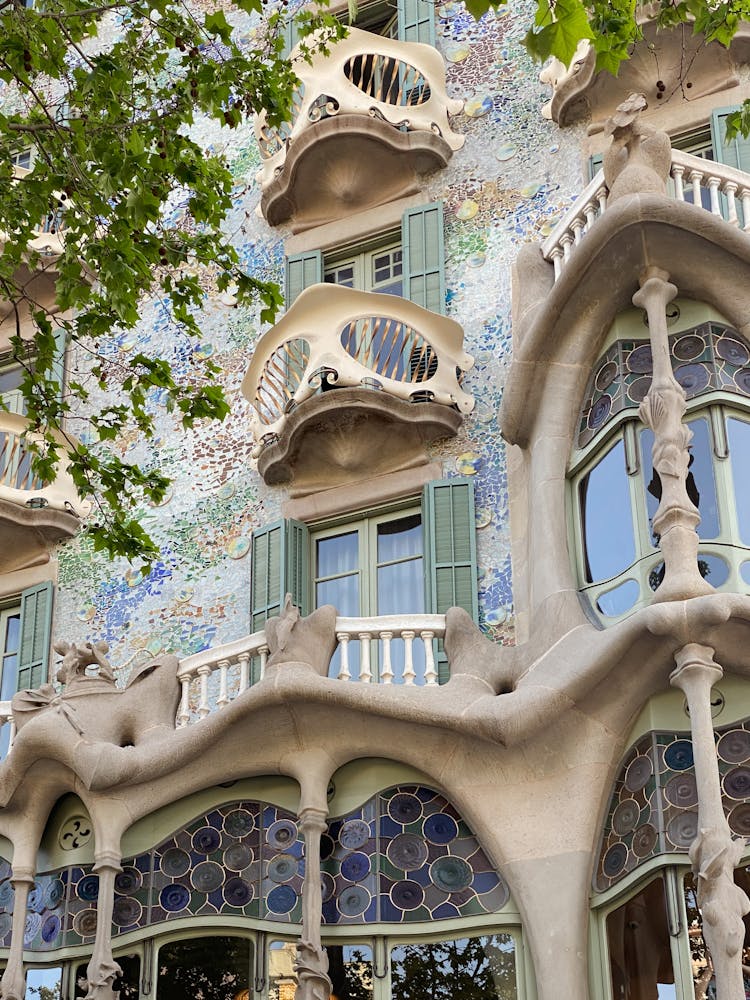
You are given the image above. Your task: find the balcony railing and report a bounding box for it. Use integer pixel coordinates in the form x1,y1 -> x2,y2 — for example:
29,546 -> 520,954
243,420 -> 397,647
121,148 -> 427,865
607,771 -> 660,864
541,149 -> 750,280
241,283 -> 474,457
0,613 -> 448,754
0,411 -> 87,516
1,167 -> 67,258
255,26 -> 464,192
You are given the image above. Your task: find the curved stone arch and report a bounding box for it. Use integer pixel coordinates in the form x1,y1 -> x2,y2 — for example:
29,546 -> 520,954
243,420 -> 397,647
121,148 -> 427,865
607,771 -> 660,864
502,195 -> 750,640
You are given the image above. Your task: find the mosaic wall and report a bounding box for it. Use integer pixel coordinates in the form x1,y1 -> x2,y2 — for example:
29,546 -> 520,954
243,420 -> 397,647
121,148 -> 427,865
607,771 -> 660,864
0,785 -> 509,952
578,324 -> 750,450
596,717 -> 750,892
47,0 -> 590,671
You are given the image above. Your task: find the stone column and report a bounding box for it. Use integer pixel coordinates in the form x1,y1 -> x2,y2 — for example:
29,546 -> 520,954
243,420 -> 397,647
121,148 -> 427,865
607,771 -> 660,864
671,643 -> 750,1000
0,867 -> 34,1000
294,806 -> 331,1000
633,267 -> 713,603
84,850 -> 122,1000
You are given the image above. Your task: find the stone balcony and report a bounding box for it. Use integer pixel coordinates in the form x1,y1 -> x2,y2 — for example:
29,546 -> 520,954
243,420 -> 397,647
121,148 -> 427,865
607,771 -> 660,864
0,412 -> 90,571
241,284 -> 474,493
255,27 -> 464,230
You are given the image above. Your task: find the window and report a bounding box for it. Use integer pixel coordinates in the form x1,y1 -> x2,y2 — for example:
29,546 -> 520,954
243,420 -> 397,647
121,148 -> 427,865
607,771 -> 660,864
74,954 -> 140,998
285,202 -> 446,315
281,0 -> 434,56
156,936 -> 253,1000
250,478 -> 478,684
269,939 -> 374,1000
0,584 -> 53,744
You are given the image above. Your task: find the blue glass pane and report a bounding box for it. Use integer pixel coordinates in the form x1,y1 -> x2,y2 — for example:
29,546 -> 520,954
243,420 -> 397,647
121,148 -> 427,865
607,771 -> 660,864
596,579 -> 640,618
378,559 -> 424,616
5,614 -> 20,654
686,418 -> 719,539
317,532 -> 358,577
377,514 -> 422,562
316,575 -> 359,616
729,418 -> 750,544
640,427 -> 659,547
580,440 -> 635,582
741,561 -> 750,586
26,969 -> 62,1000
697,553 -> 729,587
1,655 -> 17,701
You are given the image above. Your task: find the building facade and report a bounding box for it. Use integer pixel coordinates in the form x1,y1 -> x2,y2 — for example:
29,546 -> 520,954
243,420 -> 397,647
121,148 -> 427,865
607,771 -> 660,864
3,1 -> 750,999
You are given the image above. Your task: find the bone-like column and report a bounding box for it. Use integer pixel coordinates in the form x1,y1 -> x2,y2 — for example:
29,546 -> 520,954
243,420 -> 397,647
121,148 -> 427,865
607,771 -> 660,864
0,868 -> 34,1000
632,267 -> 713,602
84,850 -> 122,1000
671,643 -> 750,1000
294,806 -> 332,1000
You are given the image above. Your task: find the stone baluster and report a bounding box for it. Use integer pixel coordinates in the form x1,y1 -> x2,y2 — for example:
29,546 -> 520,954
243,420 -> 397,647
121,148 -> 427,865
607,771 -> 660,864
83,850 -> 122,1000
380,632 -> 394,684
584,201 -> 597,228
294,807 -> 332,1000
422,632 -> 437,685
7,716 -> 15,754
743,190 -> 750,232
259,645 -> 269,680
336,633 -> 351,681
725,182 -> 739,226
672,164 -> 685,201
177,676 -> 191,727
633,268 -> 713,602
550,247 -> 563,280
197,665 -> 212,718
402,631 -> 416,686
670,644 -> 750,1000
560,233 -> 573,262
217,659 -> 230,708
597,187 -> 607,214
358,633 -> 372,683
238,652 -> 251,693
571,217 -> 584,245
707,176 -> 721,217
0,867 -> 34,999
689,169 -> 704,208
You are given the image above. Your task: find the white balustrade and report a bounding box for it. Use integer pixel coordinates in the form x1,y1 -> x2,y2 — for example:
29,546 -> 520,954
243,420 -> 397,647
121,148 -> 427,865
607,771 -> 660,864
174,613 -> 447,727
542,148 -> 750,281
0,703 -> 14,756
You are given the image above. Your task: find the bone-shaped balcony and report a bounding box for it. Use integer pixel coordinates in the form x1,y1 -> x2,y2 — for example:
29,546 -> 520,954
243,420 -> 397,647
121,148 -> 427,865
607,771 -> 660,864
241,284 -> 474,493
255,28 -> 464,230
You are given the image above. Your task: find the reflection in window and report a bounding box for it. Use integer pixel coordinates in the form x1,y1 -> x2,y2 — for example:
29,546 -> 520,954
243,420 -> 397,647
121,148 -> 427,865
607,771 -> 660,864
156,937 -> 252,1000
390,935 -> 517,999
580,440 -> 635,583
685,868 -> 750,999
74,956 -> 140,998
268,941 -> 374,1000
25,968 -> 61,1000
606,878 -> 676,1000
728,417 -> 750,545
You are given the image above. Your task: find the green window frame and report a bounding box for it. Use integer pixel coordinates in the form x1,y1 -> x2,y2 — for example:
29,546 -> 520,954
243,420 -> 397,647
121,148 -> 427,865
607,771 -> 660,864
281,0 -> 433,57
284,201 -> 446,315
571,401 -> 750,624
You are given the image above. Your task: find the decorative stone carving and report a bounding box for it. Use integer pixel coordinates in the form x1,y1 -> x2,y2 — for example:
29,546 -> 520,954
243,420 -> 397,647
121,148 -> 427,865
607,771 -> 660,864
603,94 -> 671,203
295,807 -> 333,1000
265,596 -> 338,678
671,643 -> 750,1000
0,870 -> 34,1000
633,267 -> 713,603
82,853 -> 122,1000
54,639 -> 116,687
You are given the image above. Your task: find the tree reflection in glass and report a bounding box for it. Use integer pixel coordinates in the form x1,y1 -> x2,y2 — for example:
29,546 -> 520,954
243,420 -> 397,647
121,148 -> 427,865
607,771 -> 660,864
390,934 -> 517,999
606,878 -> 676,1000
75,956 -> 140,999
684,868 -> 750,999
156,937 -> 252,1000
25,968 -> 61,1000
268,941 -> 373,1000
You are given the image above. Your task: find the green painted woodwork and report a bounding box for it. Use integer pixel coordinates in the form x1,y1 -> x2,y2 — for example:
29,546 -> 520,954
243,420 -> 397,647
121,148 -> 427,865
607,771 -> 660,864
15,580 -> 53,692
402,201 -> 445,315
397,0 -> 435,45
284,249 -> 323,307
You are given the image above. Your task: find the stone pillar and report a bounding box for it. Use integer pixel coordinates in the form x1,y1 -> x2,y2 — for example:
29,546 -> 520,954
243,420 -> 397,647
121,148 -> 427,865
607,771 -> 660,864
294,807 -> 331,1000
0,868 -> 34,1000
633,267 -> 713,603
671,643 -> 750,1000
84,850 -> 122,1000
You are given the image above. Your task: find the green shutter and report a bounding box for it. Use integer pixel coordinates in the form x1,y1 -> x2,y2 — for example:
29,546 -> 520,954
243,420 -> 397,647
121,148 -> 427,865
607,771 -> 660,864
16,582 -> 53,692
711,106 -> 750,174
397,0 -> 435,45
281,15 -> 300,59
250,519 -> 310,630
285,250 -> 323,308
588,153 -> 603,181
422,477 -> 478,684
402,202 -> 445,315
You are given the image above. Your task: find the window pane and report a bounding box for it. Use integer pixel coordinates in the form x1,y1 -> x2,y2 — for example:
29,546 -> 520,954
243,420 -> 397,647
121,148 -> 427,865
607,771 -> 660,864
377,514 -> 422,562
686,418 -> 719,539
329,944 -> 373,1000
317,575 -> 359,616
269,940 -> 297,1000
390,935 -> 517,999
729,417 -> 750,544
317,533 -> 358,578
378,559 -> 424,616
640,427 -> 659,547
25,968 -> 61,999
75,956 -> 140,998
580,440 -> 635,583
156,936 -> 252,1000
606,878 -> 675,1000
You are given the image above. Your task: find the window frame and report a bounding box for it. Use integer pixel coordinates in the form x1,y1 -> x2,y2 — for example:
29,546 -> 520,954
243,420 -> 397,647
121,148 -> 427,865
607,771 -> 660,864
324,232 -> 404,295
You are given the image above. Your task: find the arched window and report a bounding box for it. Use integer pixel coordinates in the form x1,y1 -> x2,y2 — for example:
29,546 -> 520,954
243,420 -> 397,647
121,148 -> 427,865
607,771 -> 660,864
571,303 -> 750,621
